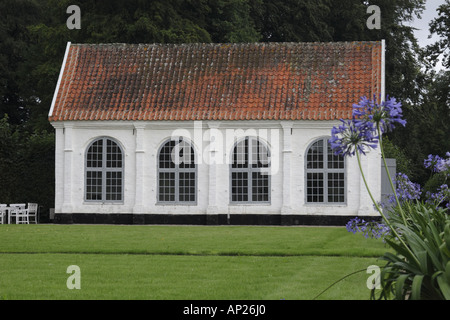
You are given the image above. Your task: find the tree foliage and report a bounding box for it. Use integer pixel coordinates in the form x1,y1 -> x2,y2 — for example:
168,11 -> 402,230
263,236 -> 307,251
0,0 -> 41,125
0,115 -> 54,211
426,0 -> 450,69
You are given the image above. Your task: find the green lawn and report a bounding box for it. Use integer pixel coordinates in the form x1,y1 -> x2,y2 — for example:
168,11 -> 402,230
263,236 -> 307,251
0,224 -> 390,300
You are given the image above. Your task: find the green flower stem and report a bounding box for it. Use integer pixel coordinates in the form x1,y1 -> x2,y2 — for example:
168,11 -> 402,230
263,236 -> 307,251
356,151 -> 419,265
377,125 -> 408,225
356,151 -> 386,217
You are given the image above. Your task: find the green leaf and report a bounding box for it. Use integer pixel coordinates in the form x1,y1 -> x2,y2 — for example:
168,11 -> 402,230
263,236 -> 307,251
411,275 -> 424,300
395,274 -> 409,300
445,261 -> 450,280
435,261 -> 450,299
436,274 -> 450,300
444,223 -> 450,252
385,239 -> 417,265
416,250 -> 428,275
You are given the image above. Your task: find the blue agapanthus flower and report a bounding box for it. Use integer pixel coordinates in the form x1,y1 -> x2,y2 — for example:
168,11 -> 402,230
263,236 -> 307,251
346,217 -> 391,240
330,118 -> 379,157
424,153 -> 450,176
330,96 -> 406,158
424,154 -> 443,172
426,184 -> 450,209
389,173 -> 422,204
380,96 -> 407,131
352,95 -> 406,133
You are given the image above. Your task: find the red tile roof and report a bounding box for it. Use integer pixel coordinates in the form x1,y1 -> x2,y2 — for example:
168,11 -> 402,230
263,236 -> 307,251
49,42 -> 383,122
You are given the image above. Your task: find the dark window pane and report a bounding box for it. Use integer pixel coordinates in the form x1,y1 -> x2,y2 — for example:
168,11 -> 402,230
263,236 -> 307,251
232,139 -> 248,168
251,172 -> 269,202
307,172 -> 324,203
159,172 -> 175,202
306,140 -> 324,169
86,171 -> 102,200
231,172 -> 248,201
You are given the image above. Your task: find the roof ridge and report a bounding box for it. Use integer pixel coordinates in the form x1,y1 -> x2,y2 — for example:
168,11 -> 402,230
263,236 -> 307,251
70,41 -> 381,47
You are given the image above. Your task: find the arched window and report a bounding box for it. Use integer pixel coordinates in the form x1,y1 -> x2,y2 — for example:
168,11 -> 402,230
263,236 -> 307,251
305,137 -> 346,204
85,137 -> 124,202
158,137 -> 196,204
230,137 -> 270,203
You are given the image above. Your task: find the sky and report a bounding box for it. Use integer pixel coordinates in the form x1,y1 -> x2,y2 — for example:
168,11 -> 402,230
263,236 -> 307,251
407,0 -> 447,70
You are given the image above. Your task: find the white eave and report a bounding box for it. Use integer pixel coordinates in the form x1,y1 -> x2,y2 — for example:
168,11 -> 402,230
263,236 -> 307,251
381,39 -> 386,101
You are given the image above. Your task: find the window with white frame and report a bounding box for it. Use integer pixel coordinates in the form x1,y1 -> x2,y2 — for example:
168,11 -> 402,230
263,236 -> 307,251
85,137 -> 124,202
230,137 -> 270,203
305,137 -> 346,204
158,138 -> 196,204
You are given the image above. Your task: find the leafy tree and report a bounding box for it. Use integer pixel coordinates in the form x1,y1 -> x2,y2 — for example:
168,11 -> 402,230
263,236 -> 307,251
204,0 -> 261,42
394,71 -> 450,185
0,116 -> 20,203
19,130 -> 55,215
0,0 -> 41,125
250,0 -> 333,42
327,0 -> 368,41
393,1 -> 450,186
425,0 -> 450,69
0,115 -> 55,215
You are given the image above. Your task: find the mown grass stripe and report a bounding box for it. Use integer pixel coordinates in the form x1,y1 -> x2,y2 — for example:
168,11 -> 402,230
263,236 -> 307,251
0,251 -> 382,258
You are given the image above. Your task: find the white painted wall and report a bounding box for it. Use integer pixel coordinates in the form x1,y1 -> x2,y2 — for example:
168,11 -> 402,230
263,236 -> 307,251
51,120 -> 381,218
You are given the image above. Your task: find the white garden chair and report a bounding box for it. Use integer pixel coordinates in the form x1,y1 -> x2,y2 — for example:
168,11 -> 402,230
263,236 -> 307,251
27,203 -> 38,224
0,204 -> 7,224
9,204 -> 27,224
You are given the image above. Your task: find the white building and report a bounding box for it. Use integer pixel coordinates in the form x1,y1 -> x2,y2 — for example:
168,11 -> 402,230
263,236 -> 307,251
49,41 -> 384,225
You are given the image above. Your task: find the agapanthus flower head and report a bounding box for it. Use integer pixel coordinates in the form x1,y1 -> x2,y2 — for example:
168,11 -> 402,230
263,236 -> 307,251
426,184 -> 450,209
388,172 -> 422,204
352,95 -> 406,133
382,96 -> 407,130
330,117 -> 379,157
424,153 -> 450,177
386,172 -> 422,206
330,96 -> 406,157
424,154 -> 442,172
346,217 -> 391,240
